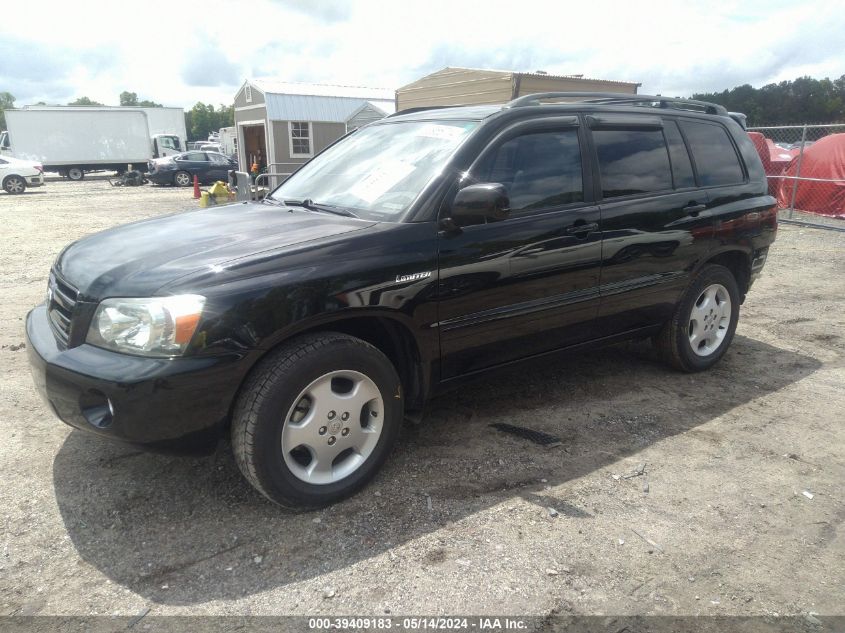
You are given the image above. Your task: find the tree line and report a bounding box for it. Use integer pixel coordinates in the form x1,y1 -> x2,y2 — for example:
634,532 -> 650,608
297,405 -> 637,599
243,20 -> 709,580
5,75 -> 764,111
692,75 -> 845,126
0,91 -> 233,141
7,74 -> 842,139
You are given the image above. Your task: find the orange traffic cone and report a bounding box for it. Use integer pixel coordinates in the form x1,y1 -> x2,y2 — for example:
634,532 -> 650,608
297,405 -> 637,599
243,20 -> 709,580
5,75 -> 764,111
193,175 -> 200,199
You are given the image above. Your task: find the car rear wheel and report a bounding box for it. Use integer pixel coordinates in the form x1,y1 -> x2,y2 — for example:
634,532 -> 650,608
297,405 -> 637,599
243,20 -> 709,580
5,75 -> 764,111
231,332 -> 403,509
654,264 -> 740,372
173,171 -> 192,187
67,167 -> 84,181
3,175 -> 26,194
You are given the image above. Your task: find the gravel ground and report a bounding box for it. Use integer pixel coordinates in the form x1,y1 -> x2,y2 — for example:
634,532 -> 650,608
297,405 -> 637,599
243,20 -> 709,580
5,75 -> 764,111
0,179 -> 843,618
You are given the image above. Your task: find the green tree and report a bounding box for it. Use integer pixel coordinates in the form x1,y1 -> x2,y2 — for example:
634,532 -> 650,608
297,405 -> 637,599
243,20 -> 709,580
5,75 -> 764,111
692,75 -> 845,125
186,102 -> 235,141
119,91 -> 138,106
0,92 -> 15,130
68,96 -> 103,106
120,91 -> 162,107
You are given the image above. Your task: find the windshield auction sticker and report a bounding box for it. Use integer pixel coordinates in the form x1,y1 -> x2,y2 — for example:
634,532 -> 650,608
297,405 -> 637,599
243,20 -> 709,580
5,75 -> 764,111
416,123 -> 465,141
348,160 -> 415,203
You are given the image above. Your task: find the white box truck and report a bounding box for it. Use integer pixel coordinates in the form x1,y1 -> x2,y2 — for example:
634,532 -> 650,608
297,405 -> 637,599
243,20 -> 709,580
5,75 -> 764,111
218,126 -> 237,158
0,106 -> 186,181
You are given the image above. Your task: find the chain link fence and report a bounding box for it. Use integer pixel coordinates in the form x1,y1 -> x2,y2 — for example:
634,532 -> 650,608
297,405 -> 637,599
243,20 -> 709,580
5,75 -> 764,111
746,123 -> 845,230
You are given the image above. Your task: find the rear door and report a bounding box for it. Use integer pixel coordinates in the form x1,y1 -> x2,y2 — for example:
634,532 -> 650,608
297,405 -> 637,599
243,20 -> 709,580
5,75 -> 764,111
207,153 -> 233,181
678,118 -> 756,242
589,115 -> 716,337
437,117 -> 603,378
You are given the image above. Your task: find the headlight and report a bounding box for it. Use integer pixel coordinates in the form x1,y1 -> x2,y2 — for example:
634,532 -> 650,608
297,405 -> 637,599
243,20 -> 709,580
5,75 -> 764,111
86,295 -> 205,357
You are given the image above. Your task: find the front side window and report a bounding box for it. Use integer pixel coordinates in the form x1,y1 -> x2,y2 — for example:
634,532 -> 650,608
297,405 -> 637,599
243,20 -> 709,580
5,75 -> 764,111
209,153 -> 230,165
593,128 -> 673,199
680,120 -> 744,186
270,120 -> 478,221
473,129 -> 583,215
289,122 -> 312,157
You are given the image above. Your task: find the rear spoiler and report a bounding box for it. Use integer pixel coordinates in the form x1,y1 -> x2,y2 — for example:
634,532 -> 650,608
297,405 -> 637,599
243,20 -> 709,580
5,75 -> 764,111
728,112 -> 747,130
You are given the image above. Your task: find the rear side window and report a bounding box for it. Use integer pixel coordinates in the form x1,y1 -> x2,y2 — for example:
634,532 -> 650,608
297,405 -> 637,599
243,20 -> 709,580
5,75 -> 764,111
664,121 -> 696,189
476,129 -> 583,215
680,120 -> 744,186
593,129 -> 673,198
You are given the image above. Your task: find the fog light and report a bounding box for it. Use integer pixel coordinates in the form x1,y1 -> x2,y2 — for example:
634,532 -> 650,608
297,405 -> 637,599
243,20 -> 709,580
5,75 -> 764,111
79,390 -> 114,428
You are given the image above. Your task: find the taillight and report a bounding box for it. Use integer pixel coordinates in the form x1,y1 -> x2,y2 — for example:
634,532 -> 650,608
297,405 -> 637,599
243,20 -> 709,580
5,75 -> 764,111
35,165 -> 43,173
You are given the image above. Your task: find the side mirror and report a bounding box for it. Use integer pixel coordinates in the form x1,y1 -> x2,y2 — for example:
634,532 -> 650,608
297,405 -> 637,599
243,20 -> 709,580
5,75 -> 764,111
449,183 -> 510,227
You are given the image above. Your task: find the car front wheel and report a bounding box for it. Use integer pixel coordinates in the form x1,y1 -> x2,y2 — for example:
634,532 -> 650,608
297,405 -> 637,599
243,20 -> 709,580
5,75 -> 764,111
231,332 -> 403,508
654,264 -> 740,372
3,175 -> 26,194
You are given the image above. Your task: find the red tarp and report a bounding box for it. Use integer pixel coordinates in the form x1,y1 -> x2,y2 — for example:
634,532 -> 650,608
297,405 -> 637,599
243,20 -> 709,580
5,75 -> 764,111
776,133 -> 845,218
748,132 -> 797,196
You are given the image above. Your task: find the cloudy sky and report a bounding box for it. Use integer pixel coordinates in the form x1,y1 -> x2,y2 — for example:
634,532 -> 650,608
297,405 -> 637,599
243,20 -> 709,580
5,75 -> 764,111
1,0 -> 843,109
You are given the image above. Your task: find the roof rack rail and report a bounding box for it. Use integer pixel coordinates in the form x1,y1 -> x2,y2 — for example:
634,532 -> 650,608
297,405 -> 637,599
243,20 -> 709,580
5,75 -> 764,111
388,105 -> 456,117
506,92 -> 728,116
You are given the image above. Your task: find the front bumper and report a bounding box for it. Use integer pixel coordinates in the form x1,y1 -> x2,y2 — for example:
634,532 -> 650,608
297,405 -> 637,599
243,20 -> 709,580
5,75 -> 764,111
26,304 -> 244,450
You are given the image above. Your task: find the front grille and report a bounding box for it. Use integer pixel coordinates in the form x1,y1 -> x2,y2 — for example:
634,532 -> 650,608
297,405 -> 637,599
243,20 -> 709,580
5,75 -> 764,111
47,272 -> 79,344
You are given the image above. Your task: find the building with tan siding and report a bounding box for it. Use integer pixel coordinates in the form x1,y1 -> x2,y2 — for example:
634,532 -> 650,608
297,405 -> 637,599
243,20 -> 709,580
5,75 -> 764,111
396,67 -> 641,112
233,80 -> 394,179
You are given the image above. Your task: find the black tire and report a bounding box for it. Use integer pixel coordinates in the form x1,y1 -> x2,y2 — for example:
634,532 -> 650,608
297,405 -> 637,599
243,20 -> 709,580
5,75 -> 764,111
654,264 -> 740,372
231,332 -> 403,509
67,167 -> 84,181
173,171 -> 192,187
3,175 -> 26,194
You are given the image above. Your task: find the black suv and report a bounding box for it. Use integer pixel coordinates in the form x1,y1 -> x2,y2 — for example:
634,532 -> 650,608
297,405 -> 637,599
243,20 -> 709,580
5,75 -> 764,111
26,93 -> 777,508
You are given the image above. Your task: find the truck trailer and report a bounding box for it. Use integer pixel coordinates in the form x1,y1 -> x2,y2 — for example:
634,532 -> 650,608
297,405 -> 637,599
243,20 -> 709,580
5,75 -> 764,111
0,106 -> 186,180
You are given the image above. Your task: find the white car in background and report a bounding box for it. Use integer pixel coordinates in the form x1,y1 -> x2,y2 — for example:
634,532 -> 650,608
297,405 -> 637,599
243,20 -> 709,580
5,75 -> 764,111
0,156 -> 45,194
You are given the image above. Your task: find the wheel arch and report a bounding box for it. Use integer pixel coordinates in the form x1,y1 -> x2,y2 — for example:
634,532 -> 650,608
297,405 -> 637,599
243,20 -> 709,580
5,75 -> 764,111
225,312 -> 429,432
701,248 -> 752,301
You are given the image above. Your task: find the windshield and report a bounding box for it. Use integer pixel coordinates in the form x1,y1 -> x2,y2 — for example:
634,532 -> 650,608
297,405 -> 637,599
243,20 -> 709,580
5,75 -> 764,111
269,120 -> 478,221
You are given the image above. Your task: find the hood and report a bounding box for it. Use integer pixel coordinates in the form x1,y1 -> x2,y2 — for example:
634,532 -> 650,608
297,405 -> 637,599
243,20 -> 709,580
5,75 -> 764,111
55,202 -> 376,298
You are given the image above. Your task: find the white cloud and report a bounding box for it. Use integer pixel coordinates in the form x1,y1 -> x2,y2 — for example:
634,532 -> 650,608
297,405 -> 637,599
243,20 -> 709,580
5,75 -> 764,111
1,0 -> 843,108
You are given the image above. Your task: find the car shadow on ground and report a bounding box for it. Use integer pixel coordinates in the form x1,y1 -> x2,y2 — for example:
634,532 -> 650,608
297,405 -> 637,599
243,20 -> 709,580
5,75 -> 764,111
52,334 -> 821,605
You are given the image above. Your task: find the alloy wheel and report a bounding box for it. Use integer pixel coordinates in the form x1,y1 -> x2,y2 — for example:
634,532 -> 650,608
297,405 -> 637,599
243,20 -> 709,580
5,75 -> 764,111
688,283 -> 732,357
4,177 -> 25,194
281,370 -> 384,485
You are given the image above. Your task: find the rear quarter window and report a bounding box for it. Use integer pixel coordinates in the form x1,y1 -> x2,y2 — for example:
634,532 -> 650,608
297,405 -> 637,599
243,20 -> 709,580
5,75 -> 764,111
680,120 -> 745,186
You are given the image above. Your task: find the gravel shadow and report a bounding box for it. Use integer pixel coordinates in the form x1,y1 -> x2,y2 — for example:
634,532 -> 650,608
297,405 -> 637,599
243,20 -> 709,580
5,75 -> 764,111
52,334 -> 821,604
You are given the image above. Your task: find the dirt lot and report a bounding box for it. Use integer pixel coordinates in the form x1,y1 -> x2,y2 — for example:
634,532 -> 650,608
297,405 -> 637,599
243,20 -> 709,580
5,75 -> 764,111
0,179 -> 843,619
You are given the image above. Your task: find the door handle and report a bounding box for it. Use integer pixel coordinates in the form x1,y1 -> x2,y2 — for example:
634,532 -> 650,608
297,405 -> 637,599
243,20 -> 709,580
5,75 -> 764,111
565,221 -> 599,236
683,203 -> 707,217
